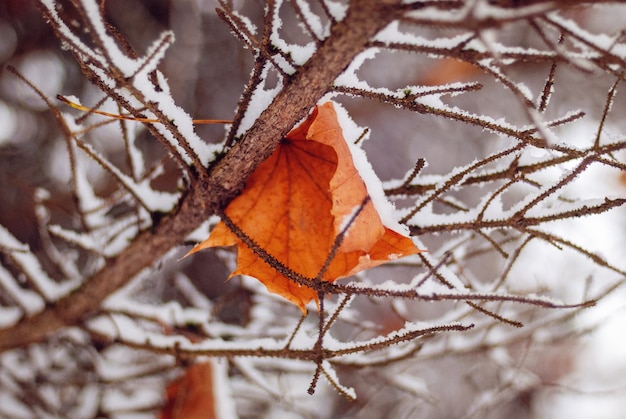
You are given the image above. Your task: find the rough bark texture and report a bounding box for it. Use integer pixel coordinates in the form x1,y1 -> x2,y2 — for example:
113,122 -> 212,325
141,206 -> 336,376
0,0 -> 399,351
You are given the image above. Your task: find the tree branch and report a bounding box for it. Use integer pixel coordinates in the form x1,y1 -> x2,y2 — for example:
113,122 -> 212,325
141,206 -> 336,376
0,0 -> 400,352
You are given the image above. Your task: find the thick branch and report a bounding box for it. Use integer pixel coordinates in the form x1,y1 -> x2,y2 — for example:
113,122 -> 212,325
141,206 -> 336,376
0,0 -> 399,351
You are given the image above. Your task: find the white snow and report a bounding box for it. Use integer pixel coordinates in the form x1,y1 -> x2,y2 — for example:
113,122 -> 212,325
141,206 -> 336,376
212,359 -> 238,419
332,100 -> 411,235
0,306 -> 21,328
375,21 -> 473,50
101,386 -> 162,415
293,0 -> 328,39
3,1 -> 626,415
0,100 -> 16,145
549,14 -> 626,60
0,393 -> 31,418
321,360 -> 356,399
335,47 -> 382,92
41,0 -> 222,166
269,0 -> 316,69
74,139 -> 179,212
0,262 -> 44,316
236,63 -> 284,137
325,0 -> 348,21
0,225 -> 81,304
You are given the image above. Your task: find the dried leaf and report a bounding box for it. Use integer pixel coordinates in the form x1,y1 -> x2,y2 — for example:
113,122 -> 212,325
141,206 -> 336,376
421,58 -> 479,86
189,102 -> 421,312
159,363 -> 216,419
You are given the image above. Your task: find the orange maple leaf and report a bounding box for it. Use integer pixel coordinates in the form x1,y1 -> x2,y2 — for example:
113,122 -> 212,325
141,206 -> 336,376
159,362 -> 216,419
189,102 -> 422,312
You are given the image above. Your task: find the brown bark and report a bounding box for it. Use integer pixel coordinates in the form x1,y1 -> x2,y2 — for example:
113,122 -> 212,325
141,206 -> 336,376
0,0 -> 400,351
